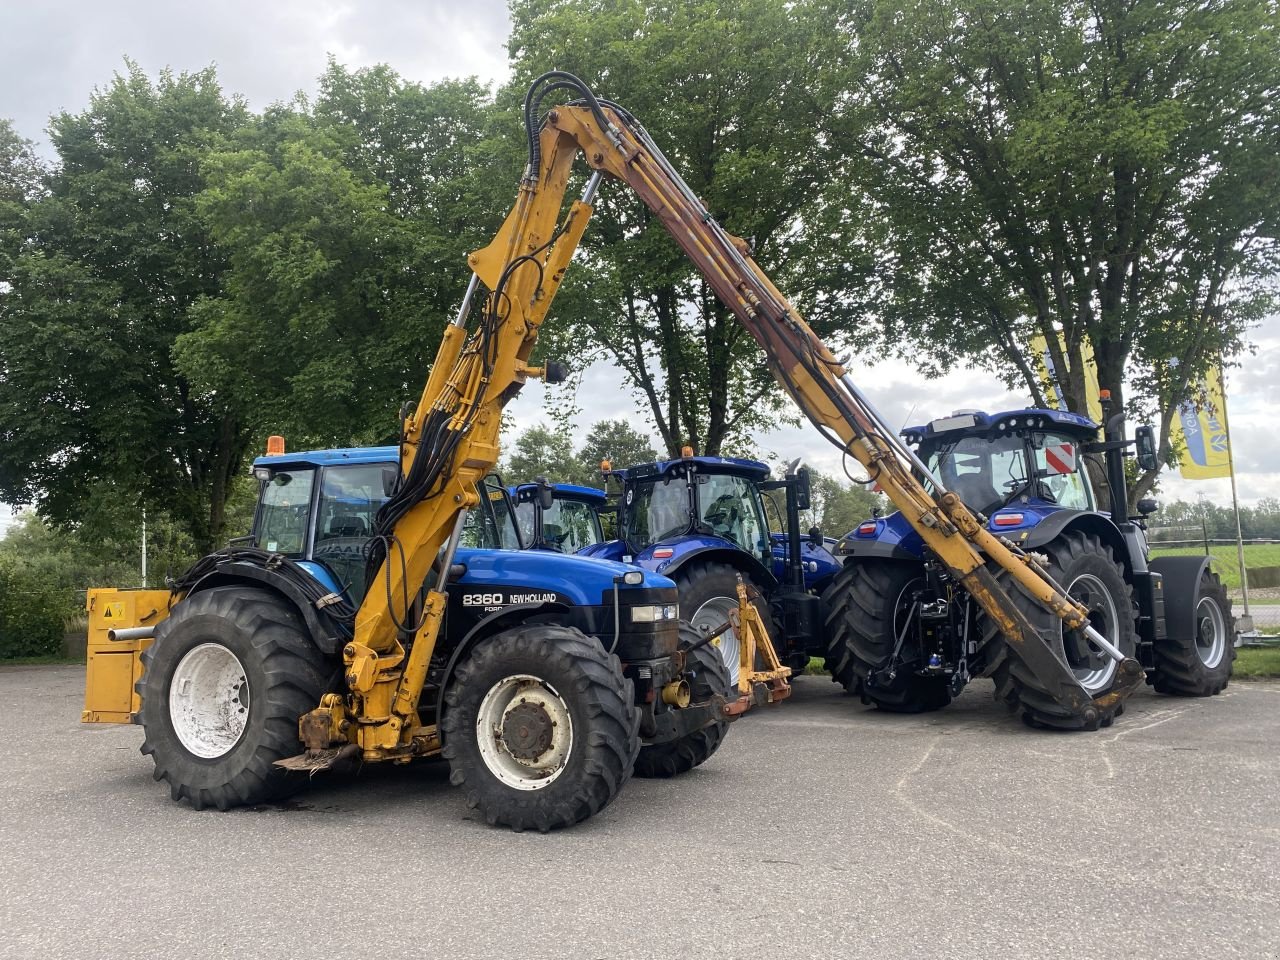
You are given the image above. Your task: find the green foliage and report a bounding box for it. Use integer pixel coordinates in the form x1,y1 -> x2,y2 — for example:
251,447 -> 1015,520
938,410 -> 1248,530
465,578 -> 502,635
0,555 -> 71,658
506,0 -> 856,455
0,64 -> 254,551
577,419 -> 657,474
838,0 -> 1280,502
502,422 -> 594,487
180,64 -> 499,448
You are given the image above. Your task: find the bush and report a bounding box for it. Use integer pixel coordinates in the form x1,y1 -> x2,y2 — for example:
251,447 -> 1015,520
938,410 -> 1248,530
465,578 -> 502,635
0,558 -> 77,659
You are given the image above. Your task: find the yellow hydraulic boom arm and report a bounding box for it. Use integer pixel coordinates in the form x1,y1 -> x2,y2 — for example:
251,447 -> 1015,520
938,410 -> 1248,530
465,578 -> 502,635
335,72 -> 1140,756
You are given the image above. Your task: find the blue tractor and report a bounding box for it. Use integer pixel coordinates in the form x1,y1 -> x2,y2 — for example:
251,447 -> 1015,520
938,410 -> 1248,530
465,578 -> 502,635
583,454 -> 841,685
823,403 -> 1236,726
509,480 -> 607,554
240,445 -> 731,780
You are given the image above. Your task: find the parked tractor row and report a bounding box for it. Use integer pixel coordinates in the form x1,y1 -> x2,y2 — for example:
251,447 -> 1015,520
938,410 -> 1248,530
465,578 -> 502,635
79,72 -> 1236,832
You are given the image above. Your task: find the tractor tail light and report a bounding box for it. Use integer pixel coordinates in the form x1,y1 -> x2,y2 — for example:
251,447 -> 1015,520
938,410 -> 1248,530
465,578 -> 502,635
652,547 -> 675,559
993,513 -> 1025,527
857,522 -> 878,536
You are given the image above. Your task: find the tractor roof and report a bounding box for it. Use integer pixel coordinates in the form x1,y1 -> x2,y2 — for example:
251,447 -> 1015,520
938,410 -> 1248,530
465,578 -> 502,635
607,455 -> 770,483
252,446 -> 398,468
509,482 -> 607,505
902,408 -> 1098,445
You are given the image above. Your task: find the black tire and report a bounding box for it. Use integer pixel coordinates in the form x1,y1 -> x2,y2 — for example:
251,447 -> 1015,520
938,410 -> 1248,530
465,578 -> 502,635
822,561 -> 952,712
979,532 -> 1137,730
1152,568 -> 1235,696
633,623 -> 732,778
138,586 -> 331,810
440,624 -> 640,832
674,560 -> 771,689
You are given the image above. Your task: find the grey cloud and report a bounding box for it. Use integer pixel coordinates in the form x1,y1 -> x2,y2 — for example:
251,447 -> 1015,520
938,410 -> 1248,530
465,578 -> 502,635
1,0 -> 511,150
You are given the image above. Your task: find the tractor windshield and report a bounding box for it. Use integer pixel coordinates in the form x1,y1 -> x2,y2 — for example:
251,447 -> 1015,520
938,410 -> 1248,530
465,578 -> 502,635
925,430 -> 1094,513
313,463 -> 393,602
254,468 -> 315,556
696,474 -> 769,556
927,435 -> 1025,515
625,476 -> 691,549
515,497 -> 603,553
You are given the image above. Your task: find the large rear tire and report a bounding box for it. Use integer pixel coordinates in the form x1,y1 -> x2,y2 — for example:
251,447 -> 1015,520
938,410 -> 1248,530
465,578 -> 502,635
1152,568 -> 1235,696
138,587 -> 331,810
633,623 -> 731,778
440,624 -> 640,832
822,561 -> 951,712
980,532 -> 1137,730
674,560 -> 771,689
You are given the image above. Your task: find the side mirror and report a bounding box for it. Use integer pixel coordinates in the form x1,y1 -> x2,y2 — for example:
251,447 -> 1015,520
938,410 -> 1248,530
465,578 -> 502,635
1134,425 -> 1158,472
792,466 -> 812,512
1137,497 -> 1159,517
536,476 -> 555,510
382,465 -> 401,498
808,525 -> 823,547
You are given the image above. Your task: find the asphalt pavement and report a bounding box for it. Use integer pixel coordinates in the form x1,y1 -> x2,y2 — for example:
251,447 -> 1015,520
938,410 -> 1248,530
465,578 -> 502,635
1,664 -> 1276,960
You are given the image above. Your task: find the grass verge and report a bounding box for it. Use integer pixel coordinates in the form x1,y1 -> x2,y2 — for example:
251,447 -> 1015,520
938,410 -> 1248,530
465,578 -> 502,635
1235,645 -> 1280,679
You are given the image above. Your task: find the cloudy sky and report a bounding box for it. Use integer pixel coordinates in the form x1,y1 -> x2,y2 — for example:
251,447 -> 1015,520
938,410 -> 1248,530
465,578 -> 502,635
1,1 -> 1273,534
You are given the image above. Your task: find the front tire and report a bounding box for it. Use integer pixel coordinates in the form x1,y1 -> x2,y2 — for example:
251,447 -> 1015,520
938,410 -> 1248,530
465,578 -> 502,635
440,624 -> 640,832
1152,568 -> 1235,696
980,532 -> 1137,730
822,561 -> 952,712
633,623 -> 732,778
675,560 -> 771,689
138,587 -> 330,810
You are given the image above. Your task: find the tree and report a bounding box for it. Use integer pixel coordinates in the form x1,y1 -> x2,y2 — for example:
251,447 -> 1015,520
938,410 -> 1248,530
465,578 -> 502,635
577,419 -> 657,472
836,0 -> 1280,510
506,0 -> 856,457
0,119 -> 44,285
177,64 -> 498,448
0,64 -> 253,551
502,422 -> 593,486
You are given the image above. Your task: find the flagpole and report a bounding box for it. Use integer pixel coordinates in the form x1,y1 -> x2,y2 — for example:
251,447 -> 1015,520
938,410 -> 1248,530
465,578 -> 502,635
1219,359 -> 1251,625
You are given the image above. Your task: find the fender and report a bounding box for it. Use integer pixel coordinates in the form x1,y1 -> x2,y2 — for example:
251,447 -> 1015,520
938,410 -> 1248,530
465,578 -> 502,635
1148,555 -> 1214,640
832,537 -> 922,564
1021,511 -> 1134,577
660,545 -> 779,591
186,561 -> 351,655
432,602 -> 570,729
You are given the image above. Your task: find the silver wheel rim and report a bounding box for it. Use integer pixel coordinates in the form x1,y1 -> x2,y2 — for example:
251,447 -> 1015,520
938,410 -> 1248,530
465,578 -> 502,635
1195,595 -> 1227,668
692,596 -> 742,686
168,643 -> 250,759
1060,572 -> 1121,694
475,675 -> 574,791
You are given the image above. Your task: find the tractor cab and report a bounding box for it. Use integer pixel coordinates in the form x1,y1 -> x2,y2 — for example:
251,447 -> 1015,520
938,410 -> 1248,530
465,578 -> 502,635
837,408 -> 1101,558
250,447 -> 520,605
509,481 -> 606,553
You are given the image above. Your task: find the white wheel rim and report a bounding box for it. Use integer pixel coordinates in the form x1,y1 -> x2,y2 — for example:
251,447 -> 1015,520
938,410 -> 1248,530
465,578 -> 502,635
1195,595 -> 1227,668
691,596 -> 742,686
475,675 -> 574,791
1060,572 -> 1120,695
168,643 -> 251,759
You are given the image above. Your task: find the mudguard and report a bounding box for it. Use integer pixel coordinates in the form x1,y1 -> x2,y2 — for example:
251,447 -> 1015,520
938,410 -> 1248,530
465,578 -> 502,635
1148,554 -> 1216,641
1020,511 -> 1133,576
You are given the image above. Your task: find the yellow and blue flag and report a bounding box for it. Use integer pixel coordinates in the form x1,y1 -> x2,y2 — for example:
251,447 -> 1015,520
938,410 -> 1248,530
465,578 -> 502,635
1171,362 -> 1232,480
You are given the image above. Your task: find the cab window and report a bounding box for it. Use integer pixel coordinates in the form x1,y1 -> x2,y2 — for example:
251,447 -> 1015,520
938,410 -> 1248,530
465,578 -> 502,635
625,476 -> 690,549
542,498 -> 603,553
254,469 -> 315,557
1031,433 -> 1094,510
313,463 -> 393,604
696,474 -> 769,555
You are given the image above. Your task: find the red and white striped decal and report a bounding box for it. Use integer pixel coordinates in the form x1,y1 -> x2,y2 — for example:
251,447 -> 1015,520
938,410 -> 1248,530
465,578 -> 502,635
1044,442 -> 1076,475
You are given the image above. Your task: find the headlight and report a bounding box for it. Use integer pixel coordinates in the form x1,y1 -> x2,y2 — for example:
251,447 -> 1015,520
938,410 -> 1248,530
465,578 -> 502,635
630,603 -> 679,623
